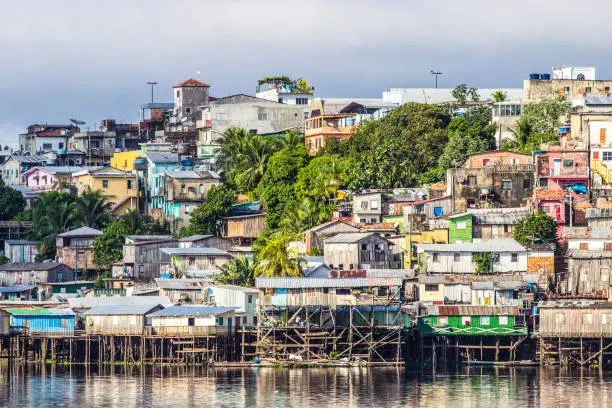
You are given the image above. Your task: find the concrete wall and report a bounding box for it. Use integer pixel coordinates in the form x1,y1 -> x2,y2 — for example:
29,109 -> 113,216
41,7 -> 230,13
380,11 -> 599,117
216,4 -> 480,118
353,193 -> 383,223
524,79 -> 612,100
211,102 -> 304,135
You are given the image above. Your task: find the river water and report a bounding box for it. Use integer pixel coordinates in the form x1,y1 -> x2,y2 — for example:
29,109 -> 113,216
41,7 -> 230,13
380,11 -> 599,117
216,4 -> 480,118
0,365 -> 610,407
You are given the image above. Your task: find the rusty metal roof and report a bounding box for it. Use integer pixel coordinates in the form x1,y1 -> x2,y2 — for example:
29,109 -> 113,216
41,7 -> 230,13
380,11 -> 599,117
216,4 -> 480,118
435,305 -> 520,316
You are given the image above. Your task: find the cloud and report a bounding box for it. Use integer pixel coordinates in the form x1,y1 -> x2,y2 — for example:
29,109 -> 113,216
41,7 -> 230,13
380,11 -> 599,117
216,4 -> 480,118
0,0 -> 610,137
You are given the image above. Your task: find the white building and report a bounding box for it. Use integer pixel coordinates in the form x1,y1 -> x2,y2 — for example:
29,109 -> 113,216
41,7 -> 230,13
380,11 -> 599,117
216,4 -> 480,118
552,66 -> 596,80
417,239 -> 528,274
207,284 -> 259,327
562,227 -> 612,251
382,88 -> 523,105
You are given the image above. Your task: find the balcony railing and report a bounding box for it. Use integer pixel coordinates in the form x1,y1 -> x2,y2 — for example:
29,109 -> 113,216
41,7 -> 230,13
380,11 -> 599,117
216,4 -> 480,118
538,166 -> 589,177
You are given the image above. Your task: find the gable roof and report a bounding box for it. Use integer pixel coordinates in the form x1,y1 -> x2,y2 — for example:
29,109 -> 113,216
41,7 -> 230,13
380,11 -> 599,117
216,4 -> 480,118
0,262 -> 68,272
85,304 -> 161,316
255,277 -> 403,289
306,220 -> 359,234
173,78 -> 210,88
57,226 -> 102,238
165,170 -> 220,180
145,151 -> 179,164
5,307 -> 75,316
68,295 -> 172,309
562,227 -> 612,239
159,247 -> 230,256
418,239 -> 526,253
23,166 -> 86,177
148,305 -> 236,317
178,235 -> 214,242
325,232 -> 389,244
7,155 -> 48,164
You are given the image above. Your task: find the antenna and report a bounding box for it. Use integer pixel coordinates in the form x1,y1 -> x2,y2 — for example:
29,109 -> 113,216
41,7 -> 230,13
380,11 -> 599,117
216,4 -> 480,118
70,119 -> 86,126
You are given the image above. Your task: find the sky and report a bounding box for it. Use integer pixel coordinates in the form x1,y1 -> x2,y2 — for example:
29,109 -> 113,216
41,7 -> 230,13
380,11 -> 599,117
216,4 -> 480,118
0,0 -> 611,147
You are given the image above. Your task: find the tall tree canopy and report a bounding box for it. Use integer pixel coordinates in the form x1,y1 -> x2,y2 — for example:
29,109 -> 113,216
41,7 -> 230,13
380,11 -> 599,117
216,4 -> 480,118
513,210 -> 558,244
182,185 -> 237,237
0,183 -> 26,221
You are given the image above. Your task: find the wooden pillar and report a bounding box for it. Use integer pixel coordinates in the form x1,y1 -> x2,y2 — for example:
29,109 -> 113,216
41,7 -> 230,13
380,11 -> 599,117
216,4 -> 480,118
480,337 -> 483,361
111,336 -> 115,364
580,337 -> 584,366
495,338 -> 500,362
600,337 -> 604,368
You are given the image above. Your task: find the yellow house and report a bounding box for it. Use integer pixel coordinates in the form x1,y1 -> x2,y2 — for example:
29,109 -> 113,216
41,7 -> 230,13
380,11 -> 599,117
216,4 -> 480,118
72,167 -> 138,215
405,229 -> 449,268
417,275 -> 445,304
110,150 -> 140,172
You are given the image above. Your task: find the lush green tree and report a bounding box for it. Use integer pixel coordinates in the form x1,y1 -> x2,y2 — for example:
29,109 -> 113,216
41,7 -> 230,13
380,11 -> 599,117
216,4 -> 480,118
513,210 -> 558,244
438,106 -> 495,174
182,185 -> 237,237
0,255 -> 9,265
468,87 -> 480,102
92,218 -> 129,269
255,235 -> 302,277
294,155 -> 348,202
30,192 -> 82,260
503,97 -> 570,153
0,184 -> 26,220
343,103 -> 450,189
492,90 -> 507,102
452,84 -> 468,103
75,187 -> 113,229
214,256 -> 255,286
255,144 -> 308,231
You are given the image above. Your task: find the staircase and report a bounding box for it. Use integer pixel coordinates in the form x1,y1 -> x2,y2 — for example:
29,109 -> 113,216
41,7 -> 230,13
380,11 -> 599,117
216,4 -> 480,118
592,160 -> 612,184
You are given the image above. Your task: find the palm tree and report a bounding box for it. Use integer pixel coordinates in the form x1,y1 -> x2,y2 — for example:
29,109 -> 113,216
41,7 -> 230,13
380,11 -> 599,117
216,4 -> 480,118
32,193 -> 82,260
233,135 -> 277,192
75,187 -> 113,229
215,256 -> 255,286
214,127 -> 251,172
255,236 -> 302,278
505,118 -> 534,152
121,209 -> 145,235
279,131 -> 304,149
492,90 -> 507,102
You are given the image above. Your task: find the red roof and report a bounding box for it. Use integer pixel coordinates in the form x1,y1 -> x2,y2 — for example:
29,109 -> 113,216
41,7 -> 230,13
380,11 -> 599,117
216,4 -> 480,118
173,78 -> 210,88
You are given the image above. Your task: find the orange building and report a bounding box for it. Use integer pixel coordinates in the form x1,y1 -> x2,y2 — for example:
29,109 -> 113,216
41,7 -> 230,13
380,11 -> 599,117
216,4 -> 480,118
304,114 -> 356,155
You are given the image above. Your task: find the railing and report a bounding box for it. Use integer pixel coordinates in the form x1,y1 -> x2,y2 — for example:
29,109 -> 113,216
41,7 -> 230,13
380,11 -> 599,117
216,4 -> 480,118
494,164 -> 534,172
147,326 -> 230,336
539,166 -> 589,177
592,160 -> 612,184
95,288 -> 126,297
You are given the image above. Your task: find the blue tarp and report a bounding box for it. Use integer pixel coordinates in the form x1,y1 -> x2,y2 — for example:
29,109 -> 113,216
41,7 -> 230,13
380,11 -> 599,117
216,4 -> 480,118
566,183 -> 587,194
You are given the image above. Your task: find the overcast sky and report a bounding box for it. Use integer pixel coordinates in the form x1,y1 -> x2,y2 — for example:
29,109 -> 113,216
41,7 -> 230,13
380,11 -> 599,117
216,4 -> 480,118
0,0 -> 610,147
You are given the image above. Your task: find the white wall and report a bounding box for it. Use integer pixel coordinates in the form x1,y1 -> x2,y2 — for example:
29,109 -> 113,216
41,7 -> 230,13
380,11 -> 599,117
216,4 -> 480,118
35,136 -> 68,153
568,238 -> 612,251
423,251 -> 528,274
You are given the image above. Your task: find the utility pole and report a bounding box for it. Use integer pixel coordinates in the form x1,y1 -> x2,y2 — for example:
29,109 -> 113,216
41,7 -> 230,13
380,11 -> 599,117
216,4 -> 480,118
430,70 -> 443,88
147,81 -> 158,105
569,193 -> 573,228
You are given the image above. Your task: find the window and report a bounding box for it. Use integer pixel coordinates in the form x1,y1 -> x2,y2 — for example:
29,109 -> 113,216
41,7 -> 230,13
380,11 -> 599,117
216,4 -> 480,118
188,257 -> 196,265
42,143 -> 52,150
370,200 -> 379,210
453,253 -> 461,262
603,152 -> 612,161
60,319 -> 68,328
438,316 -> 448,325
582,313 -> 593,325
606,87 -> 610,94
102,180 -> 109,189
493,254 -> 500,263
127,179 -> 133,189
481,316 -> 491,325
501,180 -> 512,191
208,256 -> 216,264
349,264 -> 354,270
278,97 -> 283,103
188,317 -> 195,326
580,242 -> 589,250
511,253 -> 518,263
563,87 -> 570,94
601,128 -> 607,145
199,184 -> 204,193
257,112 -> 268,121
185,205 -> 190,214
563,159 -> 574,168
456,221 -> 467,230
181,183 -> 186,192
523,179 -> 532,189
248,295 -> 253,304
176,90 -> 180,98
467,175 -> 477,187
338,264 -> 344,270
499,315 -> 509,325
585,87 -> 592,94
360,201 -> 368,209
218,317 -> 224,326
184,107 -> 191,115
462,316 -> 471,325
296,97 -> 309,105
59,143 -> 64,149
361,244 -> 367,251
425,284 -> 439,292
432,253 -> 440,263
504,224 -> 510,233
602,267 -> 610,282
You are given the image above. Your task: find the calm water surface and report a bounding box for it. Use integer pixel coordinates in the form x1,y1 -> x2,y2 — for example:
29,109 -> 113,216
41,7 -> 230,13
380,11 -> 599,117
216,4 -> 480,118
0,364 -> 610,407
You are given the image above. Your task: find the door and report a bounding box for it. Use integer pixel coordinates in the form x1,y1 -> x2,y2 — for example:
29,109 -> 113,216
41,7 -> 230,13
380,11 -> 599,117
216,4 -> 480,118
553,159 -> 561,176
228,317 -> 233,333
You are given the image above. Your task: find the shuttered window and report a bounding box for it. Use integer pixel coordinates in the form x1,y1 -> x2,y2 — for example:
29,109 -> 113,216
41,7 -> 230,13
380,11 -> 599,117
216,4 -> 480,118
601,128 -> 607,145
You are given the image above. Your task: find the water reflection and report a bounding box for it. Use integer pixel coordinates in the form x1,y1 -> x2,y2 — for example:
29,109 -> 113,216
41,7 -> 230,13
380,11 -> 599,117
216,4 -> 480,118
0,364 -> 610,407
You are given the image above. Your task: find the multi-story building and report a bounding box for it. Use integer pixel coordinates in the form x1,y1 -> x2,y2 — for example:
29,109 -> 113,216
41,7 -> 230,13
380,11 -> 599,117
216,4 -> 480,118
56,227 -> 102,273
352,191 -> 383,224
167,78 -> 210,133
138,145 -> 180,218
23,166 -> 85,193
69,131 -> 116,166
255,77 -> 314,106
19,124 -> 79,155
1,155 -> 48,185
72,167 -> 138,215
163,170 -> 221,230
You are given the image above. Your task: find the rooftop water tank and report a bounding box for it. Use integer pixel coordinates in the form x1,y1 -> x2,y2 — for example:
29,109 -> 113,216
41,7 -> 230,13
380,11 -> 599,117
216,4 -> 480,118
540,73 -> 551,80
180,158 -> 194,168
529,73 -> 541,80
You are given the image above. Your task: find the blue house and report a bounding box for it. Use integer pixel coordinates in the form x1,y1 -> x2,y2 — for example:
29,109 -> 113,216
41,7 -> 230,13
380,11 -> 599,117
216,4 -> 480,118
141,149 -> 180,211
5,307 -> 75,335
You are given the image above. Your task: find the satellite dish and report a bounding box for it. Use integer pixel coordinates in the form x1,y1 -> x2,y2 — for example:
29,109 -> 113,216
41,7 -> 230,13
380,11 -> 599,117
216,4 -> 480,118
70,119 -> 86,126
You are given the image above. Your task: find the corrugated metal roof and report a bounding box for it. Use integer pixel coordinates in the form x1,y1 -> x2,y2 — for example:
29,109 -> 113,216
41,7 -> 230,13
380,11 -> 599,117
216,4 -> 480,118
5,240 -> 37,245
469,207 -> 532,225
585,96 -> 612,105
418,239 -> 525,253
0,285 -> 36,293
159,247 -> 229,256
23,166 -> 85,176
255,277 -> 403,289
418,275 -> 445,284
5,307 -> 74,316
0,262 -> 65,272
539,300 -> 612,308
586,207 -> 612,219
10,155 -> 48,164
325,232 -> 382,244
149,305 -> 236,317
145,151 -> 179,164
57,226 -> 102,237
562,227 -> 612,239
68,296 -> 173,309
213,284 -> 259,293
155,278 -> 212,289
471,281 -> 494,290
165,170 -> 220,180
178,235 -> 214,242
85,304 -> 161,315
435,305 -> 520,316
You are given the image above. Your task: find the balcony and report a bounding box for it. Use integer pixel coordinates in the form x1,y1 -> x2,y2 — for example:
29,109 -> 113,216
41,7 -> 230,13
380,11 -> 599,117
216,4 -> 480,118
538,166 -> 589,178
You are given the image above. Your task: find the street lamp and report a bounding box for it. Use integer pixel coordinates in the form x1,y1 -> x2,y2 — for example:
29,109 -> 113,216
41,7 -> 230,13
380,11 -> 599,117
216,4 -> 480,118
430,70 -> 443,88
146,81 -> 158,105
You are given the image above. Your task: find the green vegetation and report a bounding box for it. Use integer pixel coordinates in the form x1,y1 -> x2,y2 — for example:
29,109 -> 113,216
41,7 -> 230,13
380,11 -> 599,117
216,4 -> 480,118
214,256 -> 255,286
254,235 -> 302,278
492,90 -> 507,102
502,96 -> 570,153
513,210 -> 558,244
179,185 -> 237,237
0,182 -> 26,220
473,252 -> 493,274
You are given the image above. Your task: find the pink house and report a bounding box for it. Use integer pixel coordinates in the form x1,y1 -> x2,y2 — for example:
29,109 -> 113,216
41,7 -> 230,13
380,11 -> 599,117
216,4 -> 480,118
534,148 -> 589,225
23,166 -> 85,192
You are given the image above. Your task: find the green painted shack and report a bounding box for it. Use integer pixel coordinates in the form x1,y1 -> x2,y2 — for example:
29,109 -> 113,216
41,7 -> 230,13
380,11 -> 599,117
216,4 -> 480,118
448,213 -> 473,244
418,305 -> 527,336
41,281 -> 96,295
